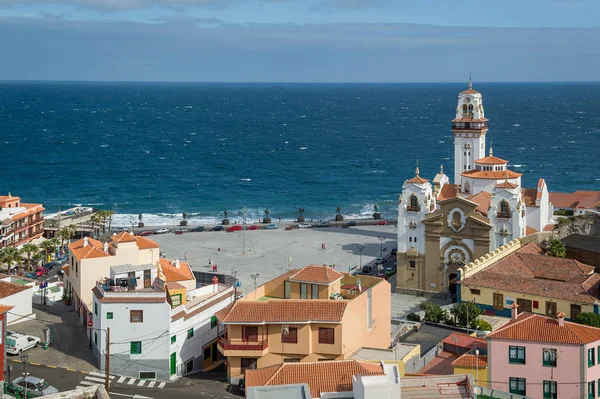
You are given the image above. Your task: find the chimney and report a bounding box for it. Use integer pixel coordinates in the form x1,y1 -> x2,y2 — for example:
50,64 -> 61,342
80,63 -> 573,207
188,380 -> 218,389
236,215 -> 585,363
83,237 -> 89,247
510,303 -> 519,320
175,259 -> 180,269
212,276 -> 219,292
103,242 -> 108,253
557,312 -> 566,327
357,278 -> 362,293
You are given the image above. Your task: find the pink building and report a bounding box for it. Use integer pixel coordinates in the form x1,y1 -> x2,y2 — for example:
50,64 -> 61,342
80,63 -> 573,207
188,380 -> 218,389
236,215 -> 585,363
488,304 -> 600,399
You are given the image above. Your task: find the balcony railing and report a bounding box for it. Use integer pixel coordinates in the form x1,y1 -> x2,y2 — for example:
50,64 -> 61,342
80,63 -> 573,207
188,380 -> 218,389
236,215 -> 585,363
452,122 -> 488,130
406,206 -> 420,212
217,336 -> 268,351
496,212 -> 511,219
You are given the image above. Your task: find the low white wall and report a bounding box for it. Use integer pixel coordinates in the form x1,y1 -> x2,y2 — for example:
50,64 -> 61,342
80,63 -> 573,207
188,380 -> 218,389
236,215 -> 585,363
1,286 -> 35,325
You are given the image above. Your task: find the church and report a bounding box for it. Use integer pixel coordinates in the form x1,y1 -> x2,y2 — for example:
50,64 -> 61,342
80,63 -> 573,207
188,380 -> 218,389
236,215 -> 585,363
396,81 -> 554,298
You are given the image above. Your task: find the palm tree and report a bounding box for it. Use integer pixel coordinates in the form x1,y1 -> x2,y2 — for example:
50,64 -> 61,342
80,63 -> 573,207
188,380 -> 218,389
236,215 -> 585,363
297,208 -> 305,223
32,252 -> 44,269
58,225 -> 76,254
90,213 -> 102,239
106,210 -> 116,232
39,240 -> 55,263
0,246 -> 21,274
97,209 -> 107,233
138,213 -> 144,228
181,212 -> 188,227
20,243 -> 38,273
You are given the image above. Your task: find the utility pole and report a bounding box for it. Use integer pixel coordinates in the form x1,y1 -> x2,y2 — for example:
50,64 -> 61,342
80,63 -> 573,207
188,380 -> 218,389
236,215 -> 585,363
105,327 -> 110,392
378,237 -> 384,258
357,245 -> 364,269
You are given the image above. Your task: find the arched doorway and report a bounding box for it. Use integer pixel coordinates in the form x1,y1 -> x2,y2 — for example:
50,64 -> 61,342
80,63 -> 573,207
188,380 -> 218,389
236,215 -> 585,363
448,273 -> 458,300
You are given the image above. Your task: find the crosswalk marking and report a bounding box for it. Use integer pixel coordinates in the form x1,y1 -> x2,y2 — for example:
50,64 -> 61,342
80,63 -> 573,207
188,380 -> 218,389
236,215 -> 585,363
127,378 -> 136,385
78,380 -> 97,387
88,371 -> 115,379
85,376 -> 106,384
117,376 -> 127,383
158,382 -> 166,389
147,381 -> 156,388
137,380 -> 146,387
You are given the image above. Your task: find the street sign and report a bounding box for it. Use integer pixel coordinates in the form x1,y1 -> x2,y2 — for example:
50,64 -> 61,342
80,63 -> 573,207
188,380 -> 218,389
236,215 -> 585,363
39,281 -> 48,289
234,281 -> 242,288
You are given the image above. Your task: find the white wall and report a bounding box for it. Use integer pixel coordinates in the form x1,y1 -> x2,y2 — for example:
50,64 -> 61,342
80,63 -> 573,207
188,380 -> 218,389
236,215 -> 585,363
397,182 -> 433,254
1,287 -> 34,325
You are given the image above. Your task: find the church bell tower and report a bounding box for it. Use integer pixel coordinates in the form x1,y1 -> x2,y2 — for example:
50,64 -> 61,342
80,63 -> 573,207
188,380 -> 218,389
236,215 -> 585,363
452,77 -> 488,184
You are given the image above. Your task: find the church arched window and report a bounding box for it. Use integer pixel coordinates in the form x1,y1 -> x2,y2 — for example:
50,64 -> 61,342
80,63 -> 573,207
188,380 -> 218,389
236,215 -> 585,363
452,211 -> 462,230
464,181 -> 470,193
409,194 -> 419,211
462,104 -> 468,114
499,200 -> 511,218
468,104 -> 474,113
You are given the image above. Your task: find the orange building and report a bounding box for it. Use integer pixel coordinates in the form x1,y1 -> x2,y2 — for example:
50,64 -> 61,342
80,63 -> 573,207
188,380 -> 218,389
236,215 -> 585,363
0,193 -> 44,248
215,265 -> 391,383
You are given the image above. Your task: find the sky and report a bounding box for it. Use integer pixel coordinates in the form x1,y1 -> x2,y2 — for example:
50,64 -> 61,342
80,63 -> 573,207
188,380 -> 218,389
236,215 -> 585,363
0,0 -> 598,82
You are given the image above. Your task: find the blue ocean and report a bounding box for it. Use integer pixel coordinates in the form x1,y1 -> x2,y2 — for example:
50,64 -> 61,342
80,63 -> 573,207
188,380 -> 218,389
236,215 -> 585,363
1,82 -> 599,226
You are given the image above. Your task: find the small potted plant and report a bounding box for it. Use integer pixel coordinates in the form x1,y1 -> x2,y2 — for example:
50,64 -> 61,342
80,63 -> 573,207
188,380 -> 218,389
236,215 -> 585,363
222,210 -> 230,225
335,206 -> 344,221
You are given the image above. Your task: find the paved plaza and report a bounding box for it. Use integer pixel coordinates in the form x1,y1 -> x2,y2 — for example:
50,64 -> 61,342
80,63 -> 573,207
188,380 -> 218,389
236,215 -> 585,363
150,224 -> 397,293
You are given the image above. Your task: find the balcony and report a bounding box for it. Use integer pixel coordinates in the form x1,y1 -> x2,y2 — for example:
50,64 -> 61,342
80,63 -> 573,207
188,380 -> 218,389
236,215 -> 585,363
406,206 -> 420,212
217,334 -> 269,357
452,121 -> 488,131
496,212 -> 511,219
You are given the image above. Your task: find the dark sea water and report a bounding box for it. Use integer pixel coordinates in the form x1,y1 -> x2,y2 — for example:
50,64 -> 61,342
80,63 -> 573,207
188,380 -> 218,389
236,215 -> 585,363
1,81 -> 599,226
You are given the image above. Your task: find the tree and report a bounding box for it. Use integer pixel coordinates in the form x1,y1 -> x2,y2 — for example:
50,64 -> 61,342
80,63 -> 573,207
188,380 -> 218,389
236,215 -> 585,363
97,209 -> 107,233
106,210 -> 115,232
90,213 -> 102,238
20,243 -> 38,273
573,313 -> 600,328
420,302 -> 448,324
39,240 -> 55,262
451,301 -> 484,328
547,238 -> 566,258
32,252 -> 44,269
58,225 -> 76,254
474,319 -> 493,332
406,312 -> 421,322
0,247 -> 21,274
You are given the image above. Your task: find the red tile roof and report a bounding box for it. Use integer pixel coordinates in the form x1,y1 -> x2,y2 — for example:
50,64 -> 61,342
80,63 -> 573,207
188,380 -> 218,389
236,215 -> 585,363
522,188 -> 537,206
406,175 -> 429,184
245,360 -> 385,398
111,231 -> 137,243
0,304 -> 14,314
158,258 -> 194,282
474,155 -> 508,165
525,226 -> 538,236
452,354 -> 488,369
496,181 -> 518,189
215,300 -> 348,324
460,242 -> 600,304
417,351 -> 459,375
135,236 -> 160,250
489,312 -> 600,344
543,224 -> 555,232
289,265 -> 343,285
69,238 -> 110,261
0,281 -> 31,298
452,117 -> 488,123
438,184 -> 458,201
441,333 -> 486,349
549,191 -> 600,210
460,88 -> 480,95
467,191 -> 491,217
461,169 -> 521,180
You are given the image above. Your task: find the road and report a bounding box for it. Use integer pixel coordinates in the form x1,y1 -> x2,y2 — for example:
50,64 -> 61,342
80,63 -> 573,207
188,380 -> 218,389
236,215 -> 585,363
8,361 -> 240,399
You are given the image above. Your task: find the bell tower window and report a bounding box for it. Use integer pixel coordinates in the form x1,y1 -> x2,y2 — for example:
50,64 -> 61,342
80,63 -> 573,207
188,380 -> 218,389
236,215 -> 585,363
408,195 -> 420,212
468,104 -> 474,114
462,104 -> 468,114
498,200 -> 511,219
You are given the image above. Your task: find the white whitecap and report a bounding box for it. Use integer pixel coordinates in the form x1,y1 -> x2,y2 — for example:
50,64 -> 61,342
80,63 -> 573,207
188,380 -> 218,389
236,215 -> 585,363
240,178 -> 251,182
100,144 -> 109,148
513,124 -> 520,127
512,164 -> 522,168
300,147 -> 308,150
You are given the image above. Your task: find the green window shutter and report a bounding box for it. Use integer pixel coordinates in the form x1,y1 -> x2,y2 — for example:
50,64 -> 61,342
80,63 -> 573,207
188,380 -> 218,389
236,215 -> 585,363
130,341 -> 142,354
211,316 -> 218,329
187,328 -> 194,339
171,335 -> 176,344
106,312 -> 113,320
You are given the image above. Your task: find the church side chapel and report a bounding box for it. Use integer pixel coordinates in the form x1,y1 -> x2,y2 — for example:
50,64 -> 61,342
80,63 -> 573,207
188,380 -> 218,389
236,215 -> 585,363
396,79 -> 554,297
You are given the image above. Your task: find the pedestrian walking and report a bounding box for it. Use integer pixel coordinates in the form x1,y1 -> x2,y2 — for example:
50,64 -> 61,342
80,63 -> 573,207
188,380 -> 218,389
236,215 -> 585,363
184,252 -> 188,260
218,247 -> 221,254
213,264 -> 218,272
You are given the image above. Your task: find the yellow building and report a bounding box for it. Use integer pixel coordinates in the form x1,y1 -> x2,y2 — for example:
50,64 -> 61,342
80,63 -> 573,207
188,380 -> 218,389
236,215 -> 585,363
452,353 -> 488,388
458,238 -> 600,320
215,265 -> 391,383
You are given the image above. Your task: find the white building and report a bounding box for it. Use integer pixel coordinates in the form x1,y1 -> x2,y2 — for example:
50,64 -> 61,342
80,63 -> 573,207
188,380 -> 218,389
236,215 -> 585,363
396,81 -> 555,295
91,259 -> 234,381
0,275 -> 35,325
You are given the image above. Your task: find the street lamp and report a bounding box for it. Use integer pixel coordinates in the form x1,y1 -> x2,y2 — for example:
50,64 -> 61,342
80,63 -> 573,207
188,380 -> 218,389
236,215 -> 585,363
475,348 -> 480,399
251,274 -> 260,300
377,237 -> 384,258
357,245 -> 365,269
20,354 -> 29,399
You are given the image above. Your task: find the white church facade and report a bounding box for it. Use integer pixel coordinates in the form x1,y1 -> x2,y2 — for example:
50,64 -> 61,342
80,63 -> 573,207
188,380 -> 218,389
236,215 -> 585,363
396,82 -> 554,297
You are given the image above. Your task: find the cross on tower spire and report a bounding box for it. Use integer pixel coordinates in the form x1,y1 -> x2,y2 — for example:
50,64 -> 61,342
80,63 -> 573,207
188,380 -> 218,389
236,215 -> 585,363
489,140 -> 493,156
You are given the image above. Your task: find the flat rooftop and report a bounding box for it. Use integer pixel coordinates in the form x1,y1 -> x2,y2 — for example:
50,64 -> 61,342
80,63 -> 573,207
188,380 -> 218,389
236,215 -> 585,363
398,323 -> 455,356
110,263 -> 154,275
352,344 -> 418,362
562,234 -> 600,254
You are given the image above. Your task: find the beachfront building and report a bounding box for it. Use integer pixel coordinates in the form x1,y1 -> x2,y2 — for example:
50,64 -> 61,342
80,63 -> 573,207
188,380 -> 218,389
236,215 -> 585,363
396,82 -> 554,296
488,305 -> 600,399
91,260 -> 234,380
65,232 -> 160,329
458,239 -> 600,319
215,265 -> 391,384
43,206 -> 100,239
0,193 -> 44,249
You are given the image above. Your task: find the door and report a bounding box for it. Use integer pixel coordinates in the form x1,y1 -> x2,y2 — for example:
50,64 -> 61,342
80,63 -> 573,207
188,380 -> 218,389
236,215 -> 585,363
493,293 -> 504,311
186,359 -> 194,374
242,326 -> 258,342
571,304 -> 581,320
143,269 -> 151,288
517,298 -> 532,313
170,353 -> 176,375
546,301 -> 557,317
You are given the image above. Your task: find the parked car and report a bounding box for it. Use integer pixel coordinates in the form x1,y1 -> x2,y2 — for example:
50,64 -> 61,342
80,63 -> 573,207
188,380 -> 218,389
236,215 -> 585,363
27,268 -> 47,279
211,225 -> 225,231
227,225 -> 243,232
137,230 -> 153,236
8,376 -> 58,396
43,261 -> 58,270
362,264 -> 374,274
191,226 -> 205,232
6,333 -> 41,355
112,227 -> 128,233
384,267 -> 396,277
318,221 -> 330,227
154,228 -> 169,234
174,228 -> 187,235
265,224 -> 279,230
375,220 -> 388,226
296,223 -> 312,228
247,225 -> 258,230
345,221 -> 357,227
391,248 -> 397,255
57,269 -> 64,277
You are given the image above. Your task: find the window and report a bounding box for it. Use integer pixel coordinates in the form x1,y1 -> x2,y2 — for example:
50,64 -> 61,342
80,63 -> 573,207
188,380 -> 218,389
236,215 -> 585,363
470,289 -> 481,295
300,283 -> 308,299
409,195 -> 419,211
130,310 -> 143,323
409,261 -> 416,269
240,358 -> 257,373
139,372 -> 156,380
311,284 -> 319,299
462,104 -> 468,114
543,380 -> 557,399
170,294 -> 182,307
284,281 -> 291,299
94,302 -> 98,316
571,304 -> 582,320
468,104 -> 474,113
282,327 -> 298,344
94,332 -> 97,345
509,377 -> 526,396
204,346 -> 211,359
499,200 -> 511,217
284,358 -> 300,363
409,237 -> 412,242
243,326 -> 258,342
493,293 -> 504,310
187,328 -> 194,339
171,335 -> 176,344
130,341 -> 142,354
589,348 -> 595,367
546,301 -> 557,317
452,211 -> 462,230
211,316 -> 218,329
414,237 -> 417,243
543,349 -> 557,367
589,381 -> 595,399
319,327 -> 335,345
509,346 -> 526,364
106,312 -> 113,320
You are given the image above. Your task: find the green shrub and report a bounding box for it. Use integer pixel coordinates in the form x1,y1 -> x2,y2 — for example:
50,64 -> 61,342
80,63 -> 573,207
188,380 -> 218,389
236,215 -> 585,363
554,209 -> 574,216
547,238 -> 566,258
451,301 -> 484,328
573,313 -> 600,328
474,319 -> 493,331
406,312 -> 421,322
420,302 -> 448,324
